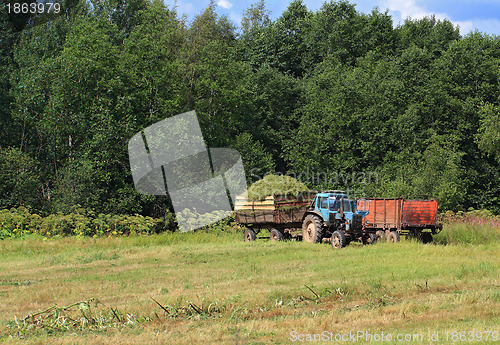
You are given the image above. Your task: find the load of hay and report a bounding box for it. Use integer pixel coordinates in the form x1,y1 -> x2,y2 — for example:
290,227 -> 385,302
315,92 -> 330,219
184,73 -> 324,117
246,174 -> 309,201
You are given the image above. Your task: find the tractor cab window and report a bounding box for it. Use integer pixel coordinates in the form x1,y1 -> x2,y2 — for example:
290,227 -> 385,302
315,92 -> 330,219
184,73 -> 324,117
329,196 -> 341,211
342,198 -> 351,212
329,196 -> 351,212
319,197 -> 328,209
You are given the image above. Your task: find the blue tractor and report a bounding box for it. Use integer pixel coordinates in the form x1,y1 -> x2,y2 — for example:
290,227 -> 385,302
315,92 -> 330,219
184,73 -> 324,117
301,191 -> 373,249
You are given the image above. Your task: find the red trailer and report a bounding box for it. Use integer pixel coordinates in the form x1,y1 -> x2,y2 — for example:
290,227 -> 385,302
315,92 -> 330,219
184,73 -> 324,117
356,198 -> 443,243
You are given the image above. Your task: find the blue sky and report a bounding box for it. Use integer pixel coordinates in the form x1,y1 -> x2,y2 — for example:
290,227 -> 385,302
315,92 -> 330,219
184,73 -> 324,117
164,0 -> 500,36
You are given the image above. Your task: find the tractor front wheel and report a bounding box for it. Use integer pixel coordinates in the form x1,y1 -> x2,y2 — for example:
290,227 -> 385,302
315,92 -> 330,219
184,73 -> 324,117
331,230 -> 347,249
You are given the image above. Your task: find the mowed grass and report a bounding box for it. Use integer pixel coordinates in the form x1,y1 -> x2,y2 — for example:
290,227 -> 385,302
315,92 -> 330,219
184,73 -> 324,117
0,228 -> 498,344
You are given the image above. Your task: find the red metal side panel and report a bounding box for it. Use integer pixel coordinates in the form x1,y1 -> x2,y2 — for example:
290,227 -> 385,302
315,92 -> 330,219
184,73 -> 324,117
401,199 -> 438,226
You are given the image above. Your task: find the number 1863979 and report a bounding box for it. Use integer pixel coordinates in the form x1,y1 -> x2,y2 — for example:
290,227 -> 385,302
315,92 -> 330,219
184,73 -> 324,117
5,2 -> 60,14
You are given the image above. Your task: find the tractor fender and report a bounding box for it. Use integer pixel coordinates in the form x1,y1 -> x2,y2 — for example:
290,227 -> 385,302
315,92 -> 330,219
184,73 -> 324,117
301,210 -> 324,223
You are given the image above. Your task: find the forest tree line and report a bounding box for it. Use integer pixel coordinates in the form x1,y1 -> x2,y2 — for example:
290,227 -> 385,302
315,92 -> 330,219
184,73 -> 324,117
0,0 -> 499,217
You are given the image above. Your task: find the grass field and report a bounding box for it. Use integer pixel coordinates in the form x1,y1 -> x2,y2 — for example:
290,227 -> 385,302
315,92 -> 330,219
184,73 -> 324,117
0,228 -> 499,344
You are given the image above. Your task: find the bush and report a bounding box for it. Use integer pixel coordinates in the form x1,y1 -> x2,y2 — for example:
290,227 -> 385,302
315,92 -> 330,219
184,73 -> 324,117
435,209 -> 500,245
0,206 -> 172,239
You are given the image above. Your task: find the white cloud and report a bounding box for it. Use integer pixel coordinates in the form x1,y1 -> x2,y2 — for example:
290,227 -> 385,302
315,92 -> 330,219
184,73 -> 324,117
379,0 -> 486,36
381,0 -> 448,23
465,18 -> 500,36
217,0 -> 233,10
229,12 -> 242,26
454,20 -> 474,35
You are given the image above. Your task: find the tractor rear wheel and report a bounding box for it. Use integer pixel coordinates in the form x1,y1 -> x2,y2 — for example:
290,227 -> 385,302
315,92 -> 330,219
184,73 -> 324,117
331,230 -> 347,249
302,214 -> 322,243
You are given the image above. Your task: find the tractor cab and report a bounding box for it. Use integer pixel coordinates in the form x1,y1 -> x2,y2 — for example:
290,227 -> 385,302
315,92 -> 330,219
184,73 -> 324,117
309,191 -> 365,232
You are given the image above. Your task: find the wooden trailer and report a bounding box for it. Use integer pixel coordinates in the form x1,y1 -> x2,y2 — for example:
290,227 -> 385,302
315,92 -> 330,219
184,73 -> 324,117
234,192 -> 317,241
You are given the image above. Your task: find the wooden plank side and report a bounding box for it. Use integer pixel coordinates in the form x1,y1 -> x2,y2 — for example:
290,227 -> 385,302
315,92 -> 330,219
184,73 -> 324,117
234,200 -> 275,206
236,207 -> 308,224
234,195 -> 275,211
276,207 -> 307,223
235,210 -> 275,223
234,204 -> 275,211
234,193 -> 316,211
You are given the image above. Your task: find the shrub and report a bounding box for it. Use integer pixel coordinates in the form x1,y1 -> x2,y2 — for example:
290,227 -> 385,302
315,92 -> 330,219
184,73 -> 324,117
0,206 -> 171,239
436,209 -> 500,245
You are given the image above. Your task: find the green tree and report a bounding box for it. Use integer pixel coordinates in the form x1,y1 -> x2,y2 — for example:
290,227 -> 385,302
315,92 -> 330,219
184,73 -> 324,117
180,2 -> 258,148
2,0 -> 500,215
120,0 -> 186,128
305,1 -> 395,67
0,147 -> 41,209
231,132 -> 275,182
241,0 -> 271,36
243,0 -> 311,77
246,64 -> 303,171
396,16 -> 460,57
477,103 -> 500,161
0,6 -> 17,147
412,135 -> 466,210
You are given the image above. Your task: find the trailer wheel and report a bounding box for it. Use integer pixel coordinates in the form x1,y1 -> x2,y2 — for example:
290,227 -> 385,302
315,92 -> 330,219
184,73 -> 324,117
331,230 -> 346,249
376,230 -> 386,242
244,228 -> 256,242
420,232 -> 433,244
363,233 -> 377,245
270,228 -> 283,241
387,231 -> 400,243
406,230 -> 419,241
302,214 -> 322,243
